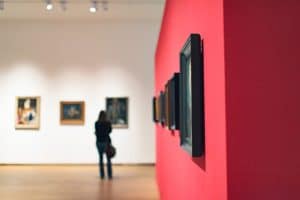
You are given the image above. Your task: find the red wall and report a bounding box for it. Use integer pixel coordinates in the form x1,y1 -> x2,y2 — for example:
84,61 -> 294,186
156,0 -> 300,200
224,0 -> 300,199
155,0 -> 227,200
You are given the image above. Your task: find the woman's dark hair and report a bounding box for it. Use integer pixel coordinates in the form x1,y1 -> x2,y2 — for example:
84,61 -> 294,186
98,111 -> 107,122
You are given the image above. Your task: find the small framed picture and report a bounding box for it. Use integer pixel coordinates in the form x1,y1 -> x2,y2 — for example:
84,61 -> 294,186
180,34 -> 205,157
60,101 -> 85,125
15,96 -> 41,130
165,81 -> 171,128
152,97 -> 159,123
169,73 -> 180,130
159,91 -> 166,126
155,96 -> 160,123
106,97 -> 128,128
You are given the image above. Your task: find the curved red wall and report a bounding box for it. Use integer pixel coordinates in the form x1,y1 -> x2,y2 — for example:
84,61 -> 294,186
155,1 -> 227,200
224,0 -> 300,199
156,0 -> 300,200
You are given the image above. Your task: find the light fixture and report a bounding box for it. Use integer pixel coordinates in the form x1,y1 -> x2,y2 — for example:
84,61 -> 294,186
102,1 -> 108,11
89,1 -> 97,13
0,0 -> 4,11
60,0 -> 67,11
46,0 -> 53,11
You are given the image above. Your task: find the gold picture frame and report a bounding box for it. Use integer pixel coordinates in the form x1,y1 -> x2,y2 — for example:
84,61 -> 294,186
60,101 -> 85,125
15,96 -> 41,130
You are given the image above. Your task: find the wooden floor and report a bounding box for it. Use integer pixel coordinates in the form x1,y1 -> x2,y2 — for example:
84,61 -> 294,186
0,165 -> 159,200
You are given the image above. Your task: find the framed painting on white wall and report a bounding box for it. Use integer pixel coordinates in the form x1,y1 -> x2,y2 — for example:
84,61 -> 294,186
15,96 -> 41,130
60,101 -> 85,125
106,97 -> 128,128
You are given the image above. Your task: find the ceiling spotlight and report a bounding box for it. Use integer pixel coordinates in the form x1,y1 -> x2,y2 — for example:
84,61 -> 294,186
90,1 -> 97,13
46,4 -> 53,11
60,0 -> 67,11
102,1 -> 108,11
0,0 -> 4,11
46,0 -> 53,11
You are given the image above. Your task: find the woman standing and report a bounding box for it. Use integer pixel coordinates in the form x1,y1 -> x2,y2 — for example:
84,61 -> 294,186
95,111 -> 113,179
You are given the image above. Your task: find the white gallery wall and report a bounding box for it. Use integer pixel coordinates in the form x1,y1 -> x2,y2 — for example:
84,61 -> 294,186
0,20 -> 159,164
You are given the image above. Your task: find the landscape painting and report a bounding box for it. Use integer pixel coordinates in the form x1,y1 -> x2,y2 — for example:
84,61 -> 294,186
60,101 -> 85,125
106,97 -> 128,128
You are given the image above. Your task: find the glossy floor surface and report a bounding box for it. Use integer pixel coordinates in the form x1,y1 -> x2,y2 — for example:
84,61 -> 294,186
0,165 -> 159,200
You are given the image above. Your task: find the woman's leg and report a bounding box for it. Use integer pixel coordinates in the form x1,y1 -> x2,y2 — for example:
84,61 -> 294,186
96,142 -> 105,178
99,152 -> 105,178
106,151 -> 112,179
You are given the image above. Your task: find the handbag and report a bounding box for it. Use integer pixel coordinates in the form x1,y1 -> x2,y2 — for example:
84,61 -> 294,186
106,143 -> 116,159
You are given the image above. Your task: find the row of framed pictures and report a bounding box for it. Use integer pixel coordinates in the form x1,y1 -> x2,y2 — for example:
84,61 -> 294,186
153,73 -> 180,130
153,34 -> 205,157
15,96 -> 129,130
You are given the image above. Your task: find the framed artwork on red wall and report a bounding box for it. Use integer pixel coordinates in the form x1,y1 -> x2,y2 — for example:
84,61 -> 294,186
168,73 -> 180,130
179,34 -> 205,157
165,81 -> 171,128
152,96 -> 159,123
159,91 -> 166,126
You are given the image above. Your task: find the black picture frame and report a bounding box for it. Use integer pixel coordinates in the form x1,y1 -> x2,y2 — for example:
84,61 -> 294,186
165,81 -> 171,128
168,73 -> 180,130
155,97 -> 160,123
159,91 -> 166,126
152,97 -> 159,123
179,34 -> 205,157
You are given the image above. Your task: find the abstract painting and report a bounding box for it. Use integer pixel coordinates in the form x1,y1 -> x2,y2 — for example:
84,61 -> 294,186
15,96 -> 41,129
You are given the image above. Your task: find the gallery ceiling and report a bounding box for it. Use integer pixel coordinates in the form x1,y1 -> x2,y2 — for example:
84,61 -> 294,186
0,0 -> 165,21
